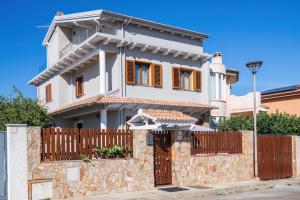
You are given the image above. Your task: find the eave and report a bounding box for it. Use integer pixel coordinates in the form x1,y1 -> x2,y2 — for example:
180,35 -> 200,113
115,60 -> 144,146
29,32 -> 211,86
42,9 -> 209,47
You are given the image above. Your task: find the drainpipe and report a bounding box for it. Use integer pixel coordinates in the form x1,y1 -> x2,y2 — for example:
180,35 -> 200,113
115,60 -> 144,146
94,19 -> 100,32
119,18 -> 132,127
120,18 -> 132,97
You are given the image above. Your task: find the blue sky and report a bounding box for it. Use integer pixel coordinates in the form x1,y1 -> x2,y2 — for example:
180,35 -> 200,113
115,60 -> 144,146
0,0 -> 299,98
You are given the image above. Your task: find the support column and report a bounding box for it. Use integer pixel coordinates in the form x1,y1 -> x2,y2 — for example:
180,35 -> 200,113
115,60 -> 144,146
216,73 -> 220,100
6,124 -> 28,200
99,50 -> 106,94
100,109 -> 107,129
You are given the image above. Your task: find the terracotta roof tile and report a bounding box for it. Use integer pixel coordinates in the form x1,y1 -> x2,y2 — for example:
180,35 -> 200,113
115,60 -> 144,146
48,95 -> 217,115
142,109 -> 197,122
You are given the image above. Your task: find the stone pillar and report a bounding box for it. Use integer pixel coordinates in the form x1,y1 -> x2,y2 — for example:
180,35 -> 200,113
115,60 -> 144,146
99,50 -> 106,94
100,109 -> 107,129
171,131 -> 191,186
292,136 -> 300,176
6,124 -> 28,200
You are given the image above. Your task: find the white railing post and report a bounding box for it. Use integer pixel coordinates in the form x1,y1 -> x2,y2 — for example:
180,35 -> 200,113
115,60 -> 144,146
99,50 -> 106,94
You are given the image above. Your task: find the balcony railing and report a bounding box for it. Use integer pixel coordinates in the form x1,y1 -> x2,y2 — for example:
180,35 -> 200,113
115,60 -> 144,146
59,25 -> 116,59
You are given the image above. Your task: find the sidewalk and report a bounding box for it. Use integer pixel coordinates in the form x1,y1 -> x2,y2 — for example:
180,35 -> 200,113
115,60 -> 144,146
68,178 -> 300,200
67,177 -> 300,200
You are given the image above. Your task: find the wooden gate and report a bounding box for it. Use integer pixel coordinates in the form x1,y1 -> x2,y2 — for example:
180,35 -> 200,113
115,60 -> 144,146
258,135 -> 293,180
153,131 -> 172,186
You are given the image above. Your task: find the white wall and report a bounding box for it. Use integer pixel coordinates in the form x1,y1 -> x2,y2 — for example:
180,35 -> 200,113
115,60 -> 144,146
37,75 -> 60,111
6,124 -> 28,200
124,24 -> 203,54
228,92 -> 262,114
73,60 -> 100,102
58,111 -> 119,129
46,29 -> 59,67
124,49 -> 209,104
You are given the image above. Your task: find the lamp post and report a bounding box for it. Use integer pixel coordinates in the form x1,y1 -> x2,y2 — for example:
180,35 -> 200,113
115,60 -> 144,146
246,60 -> 263,177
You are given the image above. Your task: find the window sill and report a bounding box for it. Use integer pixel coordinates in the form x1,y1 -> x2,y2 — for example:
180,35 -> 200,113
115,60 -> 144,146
211,99 -> 226,103
76,94 -> 85,98
126,84 -> 162,89
173,89 -> 201,93
45,100 -> 53,104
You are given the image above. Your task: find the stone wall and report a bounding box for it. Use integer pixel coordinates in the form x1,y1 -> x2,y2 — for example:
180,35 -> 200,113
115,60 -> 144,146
27,128 -> 154,199
171,131 -> 254,186
27,127 -> 255,199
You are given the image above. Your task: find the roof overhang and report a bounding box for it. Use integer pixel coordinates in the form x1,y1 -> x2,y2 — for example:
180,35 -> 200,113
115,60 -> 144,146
48,95 -> 217,119
42,9 -> 209,47
226,68 -> 239,84
261,88 -> 300,101
29,31 -> 211,86
127,109 -> 198,130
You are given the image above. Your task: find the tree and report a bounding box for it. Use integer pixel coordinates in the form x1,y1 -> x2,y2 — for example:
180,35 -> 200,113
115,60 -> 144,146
218,112 -> 300,135
0,88 -> 48,131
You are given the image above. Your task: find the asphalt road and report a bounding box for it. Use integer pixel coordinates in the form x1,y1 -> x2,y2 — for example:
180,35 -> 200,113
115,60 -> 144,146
209,184 -> 300,200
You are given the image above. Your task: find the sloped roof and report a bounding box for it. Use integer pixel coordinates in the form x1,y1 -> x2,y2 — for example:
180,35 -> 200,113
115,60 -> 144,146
48,95 -> 217,116
142,109 -> 197,122
262,85 -> 300,95
43,9 -> 209,46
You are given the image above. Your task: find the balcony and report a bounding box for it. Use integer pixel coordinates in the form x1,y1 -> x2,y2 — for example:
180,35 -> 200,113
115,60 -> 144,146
59,25 -> 117,59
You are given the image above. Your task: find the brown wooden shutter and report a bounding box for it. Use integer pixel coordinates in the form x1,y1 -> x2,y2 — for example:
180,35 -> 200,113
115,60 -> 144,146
45,84 -> 52,102
172,67 -> 180,89
76,76 -> 84,97
193,71 -> 202,92
49,84 -> 52,101
152,64 -> 162,88
126,60 -> 135,85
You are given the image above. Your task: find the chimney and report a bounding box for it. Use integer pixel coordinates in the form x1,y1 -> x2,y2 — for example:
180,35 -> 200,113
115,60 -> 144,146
212,52 -> 222,64
56,11 -> 64,16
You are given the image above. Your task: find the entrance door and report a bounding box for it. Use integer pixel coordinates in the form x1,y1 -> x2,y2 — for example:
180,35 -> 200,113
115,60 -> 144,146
0,132 -> 7,200
153,131 -> 172,186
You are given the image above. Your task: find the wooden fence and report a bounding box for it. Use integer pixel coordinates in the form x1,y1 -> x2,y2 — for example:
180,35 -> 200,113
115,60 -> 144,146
258,135 -> 293,180
191,131 -> 243,155
41,128 -> 133,161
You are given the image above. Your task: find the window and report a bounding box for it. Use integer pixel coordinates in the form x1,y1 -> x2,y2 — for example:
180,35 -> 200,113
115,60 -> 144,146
135,62 -> 150,85
180,70 -> 192,90
172,67 -> 201,92
45,84 -> 52,103
76,76 -> 84,97
126,60 -> 162,87
210,72 -> 225,100
211,73 -> 216,99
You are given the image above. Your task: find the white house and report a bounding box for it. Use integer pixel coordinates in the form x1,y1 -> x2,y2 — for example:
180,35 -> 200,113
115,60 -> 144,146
28,10 -> 240,130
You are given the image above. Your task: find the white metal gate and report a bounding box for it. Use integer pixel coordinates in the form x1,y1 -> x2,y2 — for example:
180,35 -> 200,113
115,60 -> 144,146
0,132 -> 7,200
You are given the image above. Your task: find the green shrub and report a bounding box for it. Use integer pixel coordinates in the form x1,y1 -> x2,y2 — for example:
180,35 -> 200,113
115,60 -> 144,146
218,112 -> 300,135
94,145 -> 132,158
0,88 -> 48,131
80,155 -> 90,162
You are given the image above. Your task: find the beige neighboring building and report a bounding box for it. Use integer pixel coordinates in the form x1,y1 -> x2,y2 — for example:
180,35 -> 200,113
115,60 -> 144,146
228,92 -> 268,118
261,85 -> 300,116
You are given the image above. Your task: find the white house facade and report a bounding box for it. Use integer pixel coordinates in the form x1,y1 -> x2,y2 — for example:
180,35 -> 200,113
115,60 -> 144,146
28,10 -> 239,130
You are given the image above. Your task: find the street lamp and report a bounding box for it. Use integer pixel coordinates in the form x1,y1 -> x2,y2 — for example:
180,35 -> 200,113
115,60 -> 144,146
246,60 -> 263,177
